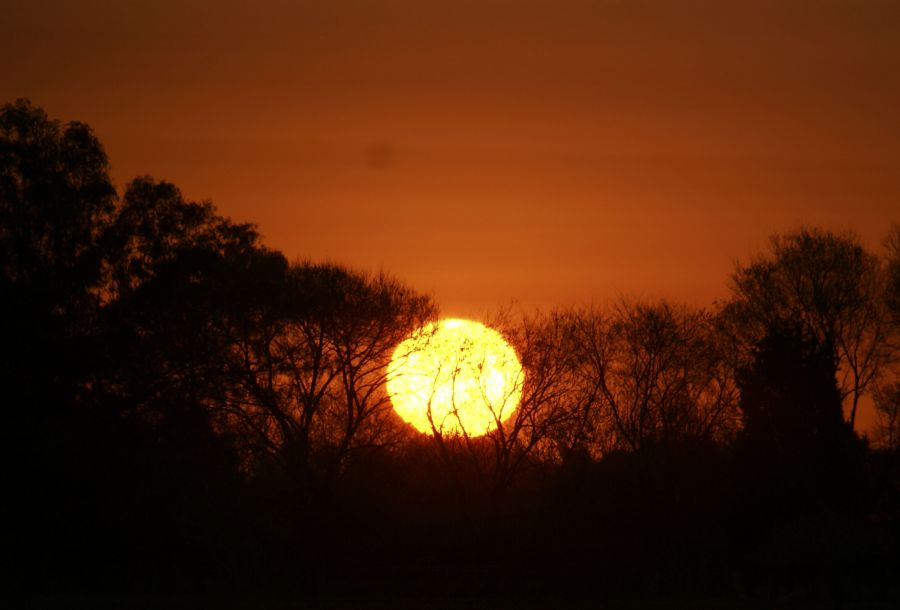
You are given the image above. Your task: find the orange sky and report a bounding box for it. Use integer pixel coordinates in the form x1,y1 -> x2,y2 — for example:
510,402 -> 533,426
3,0 -> 899,320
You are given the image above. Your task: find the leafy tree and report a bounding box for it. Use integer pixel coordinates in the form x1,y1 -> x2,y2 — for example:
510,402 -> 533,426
726,227 -> 891,429
735,322 -> 864,521
738,323 -> 845,450
1,99 -> 117,412
1,99 -> 115,301
99,177 -> 280,451
0,99 -> 280,587
104,176 -> 261,296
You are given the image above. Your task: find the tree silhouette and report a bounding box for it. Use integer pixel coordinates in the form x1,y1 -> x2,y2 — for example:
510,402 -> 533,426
1,99 -> 116,416
6,99 -> 898,600
507,309 -> 607,466
105,176 -> 261,295
736,322 -> 863,519
2,101 -> 126,591
405,310 -> 608,501
873,382 -> 900,451
212,262 -> 436,500
726,227 -> 891,429
101,176 -> 273,416
1,99 -> 115,298
731,322 -> 872,599
572,300 -> 739,453
738,324 -> 844,449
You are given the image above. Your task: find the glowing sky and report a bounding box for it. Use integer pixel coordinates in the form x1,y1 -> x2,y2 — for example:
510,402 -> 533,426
3,0 -> 899,318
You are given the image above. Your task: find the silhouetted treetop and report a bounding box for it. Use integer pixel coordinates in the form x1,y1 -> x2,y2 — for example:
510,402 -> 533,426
107,176 -> 263,297
1,98 -> 115,312
725,226 -> 891,428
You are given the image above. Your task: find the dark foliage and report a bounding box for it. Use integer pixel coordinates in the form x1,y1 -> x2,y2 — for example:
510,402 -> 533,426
5,100 -> 899,604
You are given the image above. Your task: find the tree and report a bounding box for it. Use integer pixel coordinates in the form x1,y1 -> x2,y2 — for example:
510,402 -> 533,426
872,382 -> 900,451
96,175 -> 282,457
738,323 -> 845,449
419,310 -> 599,498
726,227 -> 891,429
735,322 -> 864,523
212,262 -> 436,497
575,300 -> 739,452
515,309 -> 610,465
104,175 -> 261,297
397,308 -> 630,502
408,301 -> 740,506
1,99 -> 116,301
2,103 -> 263,589
1,98 -> 117,412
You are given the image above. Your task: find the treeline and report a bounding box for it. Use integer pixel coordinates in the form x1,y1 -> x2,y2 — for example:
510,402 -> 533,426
4,99 -> 899,601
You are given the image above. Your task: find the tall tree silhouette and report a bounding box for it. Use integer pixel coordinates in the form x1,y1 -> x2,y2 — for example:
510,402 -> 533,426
736,322 -> 862,520
100,176 -> 274,425
96,177 -> 275,539
212,262 -> 436,503
725,227 -> 891,429
2,100 -> 125,590
1,103 -> 267,589
1,98 -> 116,416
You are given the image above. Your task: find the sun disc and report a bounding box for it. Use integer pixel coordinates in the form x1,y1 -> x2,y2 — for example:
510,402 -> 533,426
387,319 -> 523,437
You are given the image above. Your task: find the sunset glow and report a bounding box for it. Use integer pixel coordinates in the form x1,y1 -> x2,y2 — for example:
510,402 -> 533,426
387,319 -> 523,437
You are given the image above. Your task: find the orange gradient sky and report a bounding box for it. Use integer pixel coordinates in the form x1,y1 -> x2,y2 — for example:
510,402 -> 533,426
3,0 -> 899,319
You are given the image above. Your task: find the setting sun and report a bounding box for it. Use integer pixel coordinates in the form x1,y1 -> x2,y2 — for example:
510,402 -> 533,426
386,319 -> 523,437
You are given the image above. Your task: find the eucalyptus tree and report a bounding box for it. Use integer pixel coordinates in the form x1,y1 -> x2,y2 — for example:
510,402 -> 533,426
1,98 -> 117,411
104,176 -> 261,297
3,98 -> 118,585
2,101 -> 264,582
98,176 -> 272,435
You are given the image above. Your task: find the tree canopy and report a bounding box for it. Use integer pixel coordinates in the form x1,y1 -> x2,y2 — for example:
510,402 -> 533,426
725,226 -> 893,428
5,100 -> 899,601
